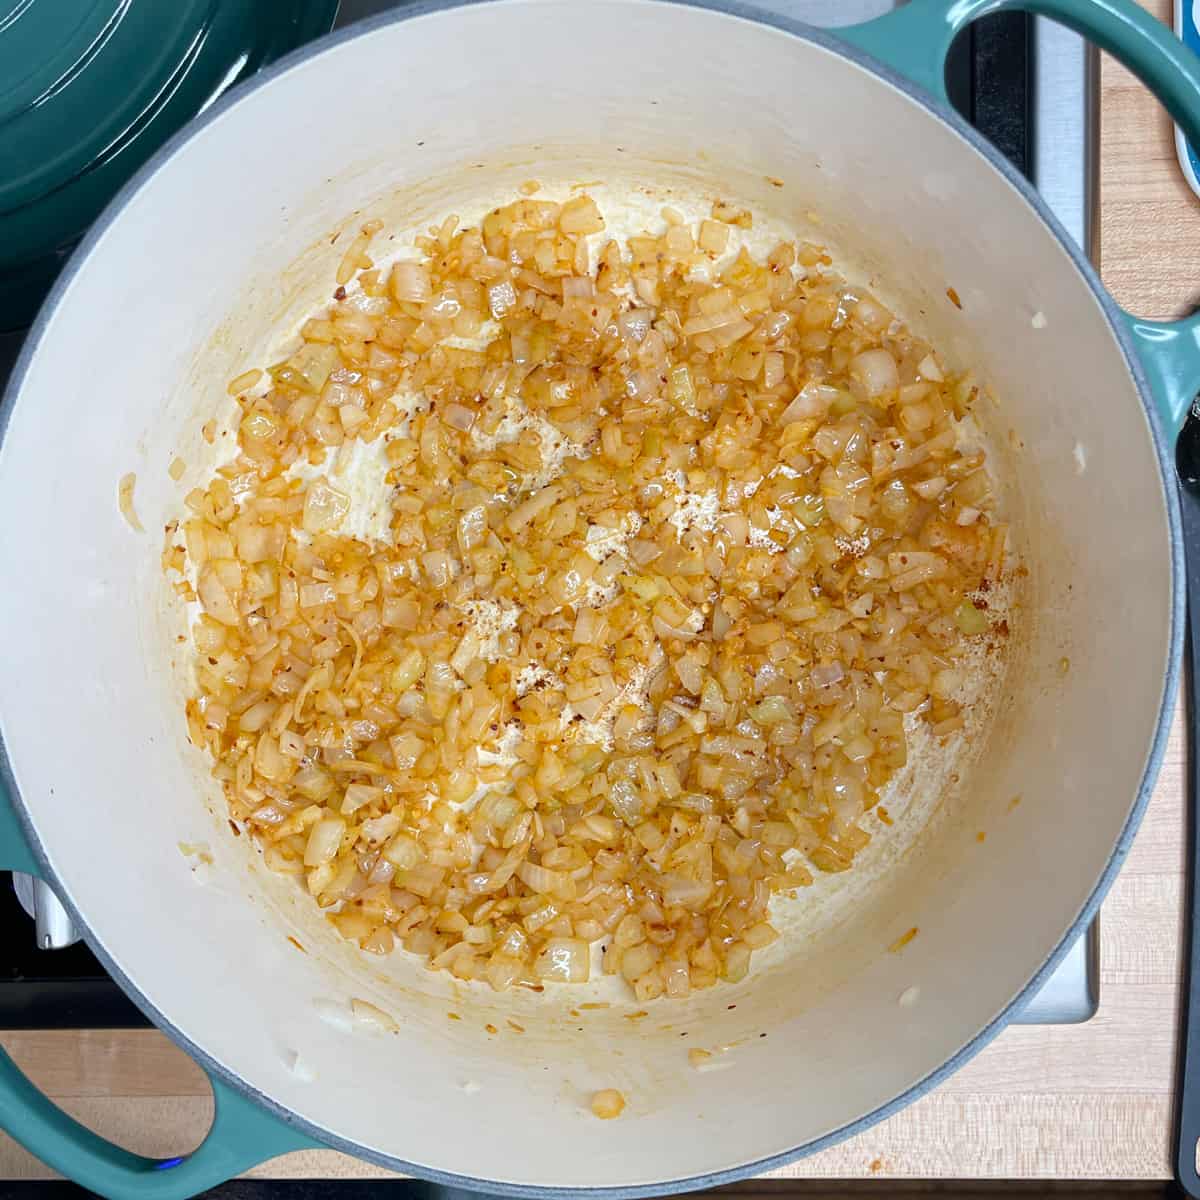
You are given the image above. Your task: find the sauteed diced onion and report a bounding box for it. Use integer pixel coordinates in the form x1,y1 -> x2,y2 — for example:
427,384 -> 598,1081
172,192 -> 1005,1000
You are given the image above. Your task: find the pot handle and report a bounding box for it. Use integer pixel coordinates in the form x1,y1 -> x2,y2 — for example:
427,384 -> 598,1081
836,0 -> 1200,434
0,789 -> 323,1199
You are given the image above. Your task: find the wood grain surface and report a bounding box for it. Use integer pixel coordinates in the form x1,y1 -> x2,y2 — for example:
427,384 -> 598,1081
0,0 -> 1194,1182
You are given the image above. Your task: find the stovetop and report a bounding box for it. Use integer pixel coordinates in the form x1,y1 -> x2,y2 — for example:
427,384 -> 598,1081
0,0 -> 1097,1031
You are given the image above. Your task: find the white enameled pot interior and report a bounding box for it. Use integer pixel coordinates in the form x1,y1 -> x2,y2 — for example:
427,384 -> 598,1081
0,0 -> 1174,1189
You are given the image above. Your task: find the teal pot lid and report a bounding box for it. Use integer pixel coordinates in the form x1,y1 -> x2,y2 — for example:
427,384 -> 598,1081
0,0 -> 339,332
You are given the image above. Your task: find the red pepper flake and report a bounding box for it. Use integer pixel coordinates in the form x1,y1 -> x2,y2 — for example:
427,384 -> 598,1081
946,286 -> 963,309
334,285 -> 347,301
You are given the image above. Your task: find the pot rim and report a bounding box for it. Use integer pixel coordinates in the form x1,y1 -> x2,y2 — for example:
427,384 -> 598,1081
0,0 -> 1184,1194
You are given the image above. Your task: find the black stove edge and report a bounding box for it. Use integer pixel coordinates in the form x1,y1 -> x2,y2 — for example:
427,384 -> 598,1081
0,875 -> 148,1029
0,1183 -> 491,1199
949,12 -> 1033,177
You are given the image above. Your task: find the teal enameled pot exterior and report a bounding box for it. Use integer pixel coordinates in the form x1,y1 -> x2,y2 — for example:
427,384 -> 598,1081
0,0 -> 1197,1195
0,0 -> 340,331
